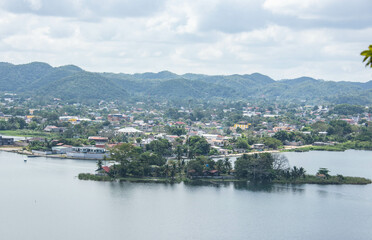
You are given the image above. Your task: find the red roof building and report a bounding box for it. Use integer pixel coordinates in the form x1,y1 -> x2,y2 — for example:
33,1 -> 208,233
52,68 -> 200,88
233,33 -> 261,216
102,166 -> 110,173
88,136 -> 109,142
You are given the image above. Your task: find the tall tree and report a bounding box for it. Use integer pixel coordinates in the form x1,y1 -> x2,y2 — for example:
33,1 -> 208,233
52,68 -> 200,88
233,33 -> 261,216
146,139 -> 172,156
187,136 -> 210,156
235,153 -> 275,182
224,157 -> 232,174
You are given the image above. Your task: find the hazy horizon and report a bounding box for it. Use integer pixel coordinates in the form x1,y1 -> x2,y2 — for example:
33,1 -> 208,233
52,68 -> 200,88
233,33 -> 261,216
0,0 -> 371,82
4,60 -> 372,83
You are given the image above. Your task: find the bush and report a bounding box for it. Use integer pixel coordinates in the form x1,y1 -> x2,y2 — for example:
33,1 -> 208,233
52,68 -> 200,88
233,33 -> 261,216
78,173 -> 113,181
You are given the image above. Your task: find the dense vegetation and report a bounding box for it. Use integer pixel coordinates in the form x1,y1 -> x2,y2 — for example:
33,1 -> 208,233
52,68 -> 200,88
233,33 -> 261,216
1,62 -> 372,104
81,150 -> 371,185
0,118 -> 27,130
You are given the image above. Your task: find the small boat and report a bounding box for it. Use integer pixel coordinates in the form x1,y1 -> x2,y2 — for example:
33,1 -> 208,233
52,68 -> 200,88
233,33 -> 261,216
23,157 -> 27,162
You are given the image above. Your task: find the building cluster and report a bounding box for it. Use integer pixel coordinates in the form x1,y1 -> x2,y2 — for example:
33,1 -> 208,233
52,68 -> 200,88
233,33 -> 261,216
1,94 -> 372,159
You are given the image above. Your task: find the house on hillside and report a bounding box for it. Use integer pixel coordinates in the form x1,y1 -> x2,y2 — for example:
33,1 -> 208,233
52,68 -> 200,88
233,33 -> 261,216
234,122 -> 251,130
203,170 -> 220,177
44,125 -> 65,133
0,136 -> 14,145
117,127 -> 143,137
174,121 -> 186,128
88,136 -> 109,147
165,135 -> 179,143
211,146 -> 229,155
108,114 -> 129,122
52,145 -> 73,154
252,143 -> 265,150
284,141 -> 303,146
67,146 -> 109,160
96,166 -> 111,176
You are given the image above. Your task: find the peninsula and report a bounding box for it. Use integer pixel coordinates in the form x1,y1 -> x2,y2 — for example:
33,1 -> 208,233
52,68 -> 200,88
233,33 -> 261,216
78,149 -> 372,185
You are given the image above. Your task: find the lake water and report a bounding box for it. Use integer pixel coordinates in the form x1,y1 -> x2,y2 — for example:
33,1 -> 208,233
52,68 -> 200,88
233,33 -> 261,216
0,150 -> 371,240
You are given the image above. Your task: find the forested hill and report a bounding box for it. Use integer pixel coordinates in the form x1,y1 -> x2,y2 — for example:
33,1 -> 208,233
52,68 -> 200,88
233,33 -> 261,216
1,61 -> 372,104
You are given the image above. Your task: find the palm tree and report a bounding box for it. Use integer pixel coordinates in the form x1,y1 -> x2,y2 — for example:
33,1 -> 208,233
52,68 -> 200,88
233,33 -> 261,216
298,167 -> 306,178
216,160 -> 224,172
361,45 -> 372,68
97,159 -> 103,170
162,164 -> 170,178
224,157 -> 232,174
291,166 -> 299,179
285,170 -> 291,179
176,145 -> 183,161
170,162 -> 177,179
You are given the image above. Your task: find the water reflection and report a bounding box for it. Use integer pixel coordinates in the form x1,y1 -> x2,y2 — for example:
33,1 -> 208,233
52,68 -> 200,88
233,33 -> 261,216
107,180 -> 180,197
184,180 -> 231,188
105,179 -> 307,196
315,185 -> 352,199
184,180 -> 306,194
234,182 -> 305,194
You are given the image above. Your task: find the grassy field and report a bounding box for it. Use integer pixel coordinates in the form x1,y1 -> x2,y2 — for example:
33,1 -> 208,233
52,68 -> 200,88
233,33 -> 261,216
283,145 -> 347,152
283,141 -> 372,152
0,130 -> 59,138
273,175 -> 372,185
78,173 -> 183,183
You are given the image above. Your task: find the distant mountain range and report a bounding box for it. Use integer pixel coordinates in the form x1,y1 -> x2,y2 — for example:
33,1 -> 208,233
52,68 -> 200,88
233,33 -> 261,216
1,61 -> 372,104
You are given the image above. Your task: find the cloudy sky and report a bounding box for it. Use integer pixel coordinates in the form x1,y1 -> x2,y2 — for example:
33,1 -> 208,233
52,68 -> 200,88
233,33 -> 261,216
0,0 -> 371,82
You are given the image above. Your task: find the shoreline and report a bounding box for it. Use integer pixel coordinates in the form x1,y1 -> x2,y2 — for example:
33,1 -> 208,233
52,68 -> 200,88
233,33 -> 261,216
1,144 -> 371,161
2,146 -> 370,185
0,145 -> 288,160
78,173 -> 372,185
0,147 -> 103,160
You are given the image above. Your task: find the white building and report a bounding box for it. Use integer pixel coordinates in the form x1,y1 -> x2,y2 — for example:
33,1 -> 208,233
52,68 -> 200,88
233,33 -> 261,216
117,127 -> 143,137
67,146 -> 109,160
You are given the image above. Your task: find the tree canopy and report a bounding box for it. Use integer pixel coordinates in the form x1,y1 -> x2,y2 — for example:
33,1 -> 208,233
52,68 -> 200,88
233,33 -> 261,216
187,136 -> 211,156
361,45 -> 372,68
234,153 -> 275,182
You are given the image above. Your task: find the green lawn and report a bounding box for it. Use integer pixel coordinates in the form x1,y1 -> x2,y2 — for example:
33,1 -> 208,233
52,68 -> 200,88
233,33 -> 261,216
282,141 -> 372,152
282,145 -> 347,152
273,175 -> 371,185
78,173 -> 183,183
0,130 -> 59,138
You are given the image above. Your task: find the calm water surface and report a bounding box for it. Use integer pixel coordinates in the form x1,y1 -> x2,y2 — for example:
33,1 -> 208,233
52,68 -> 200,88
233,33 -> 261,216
0,150 -> 372,240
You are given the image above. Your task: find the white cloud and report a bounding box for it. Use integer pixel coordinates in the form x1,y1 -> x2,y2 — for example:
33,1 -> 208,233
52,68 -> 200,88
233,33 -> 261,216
26,0 -> 43,11
263,0 -> 372,24
198,46 -> 223,60
0,0 -> 371,82
263,0 -> 330,18
1,0 -> 168,19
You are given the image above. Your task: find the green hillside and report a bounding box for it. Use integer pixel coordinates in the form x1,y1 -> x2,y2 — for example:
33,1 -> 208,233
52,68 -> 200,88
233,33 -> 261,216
36,72 -> 129,102
0,61 -> 371,104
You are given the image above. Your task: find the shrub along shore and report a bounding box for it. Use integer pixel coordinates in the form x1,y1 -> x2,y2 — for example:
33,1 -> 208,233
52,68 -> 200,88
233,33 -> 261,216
272,175 -> 371,185
78,147 -> 371,185
78,173 -> 371,185
79,168 -> 371,186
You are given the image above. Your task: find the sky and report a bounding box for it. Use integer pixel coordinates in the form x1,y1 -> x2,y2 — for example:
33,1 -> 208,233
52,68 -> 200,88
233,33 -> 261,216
0,0 -> 371,82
